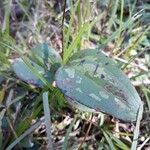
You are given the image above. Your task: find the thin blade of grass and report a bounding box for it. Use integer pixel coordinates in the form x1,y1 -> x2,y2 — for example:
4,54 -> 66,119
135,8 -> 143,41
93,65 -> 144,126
138,136 -> 150,150
98,9 -> 143,50
15,0 -> 33,23
62,116 -> 76,150
115,0 -> 124,48
6,117 -> 23,150
127,1 -> 142,38
0,51 -> 10,65
64,0 -> 80,50
142,87 -> 150,110
107,0 -> 119,30
63,23 -> 90,64
2,0 -> 12,33
13,117 -> 32,139
42,92 -> 53,150
0,109 -> 6,148
106,131 -> 129,150
131,104 -> 143,150
76,1 -> 82,50
87,12 -> 106,40
6,93 -> 26,108
130,0 -> 138,17
6,117 -> 45,150
131,71 -> 150,80
122,46 -> 149,70
102,129 -> 116,150
77,1 -> 82,30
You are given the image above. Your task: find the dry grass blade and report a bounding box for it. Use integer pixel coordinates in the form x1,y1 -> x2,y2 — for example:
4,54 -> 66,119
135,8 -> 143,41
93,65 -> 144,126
62,116 -> 77,150
78,114 -> 93,150
5,117 -> 45,150
137,136 -> 150,150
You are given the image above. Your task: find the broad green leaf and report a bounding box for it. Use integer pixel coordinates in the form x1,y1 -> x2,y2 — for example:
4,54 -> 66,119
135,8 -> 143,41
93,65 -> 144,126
55,49 -> 143,122
12,58 -> 52,87
12,43 -> 62,87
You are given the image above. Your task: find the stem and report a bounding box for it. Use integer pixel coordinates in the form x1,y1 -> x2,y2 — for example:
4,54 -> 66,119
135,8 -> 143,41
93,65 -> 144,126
61,0 -> 67,59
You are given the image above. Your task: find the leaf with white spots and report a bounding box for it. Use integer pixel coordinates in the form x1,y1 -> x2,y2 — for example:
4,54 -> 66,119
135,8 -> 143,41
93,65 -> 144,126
55,49 -> 143,122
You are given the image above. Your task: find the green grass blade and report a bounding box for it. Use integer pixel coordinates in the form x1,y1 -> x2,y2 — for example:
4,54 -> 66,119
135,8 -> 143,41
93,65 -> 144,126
43,92 -> 53,150
142,87 -> 150,110
130,0 -> 138,17
131,71 -> 150,80
15,0 -> 33,22
2,0 -> 12,34
98,9 -> 143,49
6,93 -> 26,108
106,131 -> 129,150
108,0 -> 119,30
62,117 -> 76,150
102,129 -> 116,150
122,45 -> 149,70
115,0 -> 124,48
63,23 -> 90,64
64,0 -> 80,50
131,104 -> 143,150
0,51 -> 10,65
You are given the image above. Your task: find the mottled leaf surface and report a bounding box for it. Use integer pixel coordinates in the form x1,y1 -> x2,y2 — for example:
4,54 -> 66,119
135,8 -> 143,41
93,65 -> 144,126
55,49 -> 143,122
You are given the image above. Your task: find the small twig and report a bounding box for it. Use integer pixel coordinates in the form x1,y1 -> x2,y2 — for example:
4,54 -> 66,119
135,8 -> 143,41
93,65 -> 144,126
6,117 -> 45,150
137,136 -> 150,150
132,80 -> 150,86
78,114 -> 94,150
61,0 -> 67,59
6,117 -> 23,150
